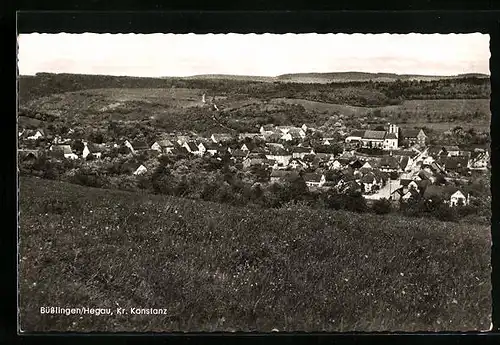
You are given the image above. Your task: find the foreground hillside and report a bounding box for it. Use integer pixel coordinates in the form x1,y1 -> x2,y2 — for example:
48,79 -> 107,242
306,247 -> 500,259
19,177 -> 491,332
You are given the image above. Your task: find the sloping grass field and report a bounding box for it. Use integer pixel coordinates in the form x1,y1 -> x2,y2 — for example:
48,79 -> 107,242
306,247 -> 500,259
19,177 -> 491,332
271,98 -> 489,121
23,88 -> 490,128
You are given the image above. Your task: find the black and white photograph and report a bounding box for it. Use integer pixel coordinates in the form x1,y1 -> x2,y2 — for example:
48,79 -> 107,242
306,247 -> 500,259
17,33 -> 491,332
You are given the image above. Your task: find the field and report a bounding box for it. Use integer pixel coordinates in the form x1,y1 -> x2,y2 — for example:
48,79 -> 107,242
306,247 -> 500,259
19,177 -> 491,332
272,98 -> 489,119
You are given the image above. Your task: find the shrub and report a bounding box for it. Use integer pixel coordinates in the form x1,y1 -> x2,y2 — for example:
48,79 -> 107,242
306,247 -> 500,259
372,198 -> 392,214
343,193 -> 368,213
69,169 -> 108,188
432,203 -> 458,222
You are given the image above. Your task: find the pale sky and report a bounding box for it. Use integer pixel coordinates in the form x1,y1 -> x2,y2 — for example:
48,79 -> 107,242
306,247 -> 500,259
17,33 -> 490,77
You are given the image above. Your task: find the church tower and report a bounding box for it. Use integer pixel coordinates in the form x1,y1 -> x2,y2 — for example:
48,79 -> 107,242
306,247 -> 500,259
388,123 -> 399,139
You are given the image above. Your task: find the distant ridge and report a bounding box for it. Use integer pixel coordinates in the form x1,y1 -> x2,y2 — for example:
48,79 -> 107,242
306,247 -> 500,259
180,74 -> 275,82
28,71 -> 489,84
180,71 -> 490,84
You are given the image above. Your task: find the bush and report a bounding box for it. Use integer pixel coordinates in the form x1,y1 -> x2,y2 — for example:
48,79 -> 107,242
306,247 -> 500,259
69,169 -> 108,188
322,190 -> 368,213
344,193 -> 368,213
432,204 -> 458,222
372,198 -> 392,214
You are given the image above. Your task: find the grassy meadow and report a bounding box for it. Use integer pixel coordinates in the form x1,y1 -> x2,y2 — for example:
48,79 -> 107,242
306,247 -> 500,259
19,177 -> 491,332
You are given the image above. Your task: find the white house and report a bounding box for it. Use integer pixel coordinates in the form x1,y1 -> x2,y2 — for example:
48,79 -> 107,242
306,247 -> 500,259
151,139 -> 175,153
183,141 -> 202,155
360,161 -> 373,170
124,140 -> 149,155
303,173 -> 326,188
360,173 -> 383,193
27,130 -> 44,140
82,142 -> 102,159
259,125 -> 275,134
329,159 -> 343,170
176,135 -> 191,146
198,142 -> 219,156
50,144 -> 78,160
280,133 -> 294,141
450,190 -> 469,207
151,142 -> 162,152
133,165 -> 148,176
383,133 -> 399,150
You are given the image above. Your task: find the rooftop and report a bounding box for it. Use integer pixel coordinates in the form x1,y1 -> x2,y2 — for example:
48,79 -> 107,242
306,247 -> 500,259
363,130 -> 386,140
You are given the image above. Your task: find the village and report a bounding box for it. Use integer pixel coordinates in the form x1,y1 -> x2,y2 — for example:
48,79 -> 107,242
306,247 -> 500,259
17,32 -> 493,334
18,112 -> 490,212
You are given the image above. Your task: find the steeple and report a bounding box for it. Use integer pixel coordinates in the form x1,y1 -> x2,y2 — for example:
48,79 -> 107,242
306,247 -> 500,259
388,123 -> 399,139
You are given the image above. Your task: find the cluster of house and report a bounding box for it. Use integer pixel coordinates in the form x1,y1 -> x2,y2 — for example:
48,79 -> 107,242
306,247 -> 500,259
424,145 -> 490,172
18,123 -> 489,207
385,145 -> 490,207
390,178 -> 471,207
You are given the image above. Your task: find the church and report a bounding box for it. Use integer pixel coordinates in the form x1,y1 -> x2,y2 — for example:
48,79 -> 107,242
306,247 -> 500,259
345,124 -> 399,150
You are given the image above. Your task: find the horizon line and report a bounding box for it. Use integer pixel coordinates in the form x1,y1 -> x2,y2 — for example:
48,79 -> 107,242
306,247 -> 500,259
20,71 -> 491,78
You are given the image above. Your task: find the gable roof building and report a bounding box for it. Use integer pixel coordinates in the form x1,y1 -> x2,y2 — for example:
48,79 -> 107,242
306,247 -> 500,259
441,156 -> 469,172
401,129 -> 427,146
133,164 -> 148,176
27,129 -> 45,140
125,140 -> 149,153
422,185 -> 469,206
260,124 -> 275,134
211,133 -> 233,143
50,144 -> 78,160
303,173 -> 326,187
402,188 -> 421,201
345,125 -> 401,150
183,141 -> 200,154
363,130 -> 387,140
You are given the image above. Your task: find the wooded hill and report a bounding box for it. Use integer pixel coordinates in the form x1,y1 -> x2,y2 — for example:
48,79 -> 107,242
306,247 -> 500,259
19,73 -> 490,107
